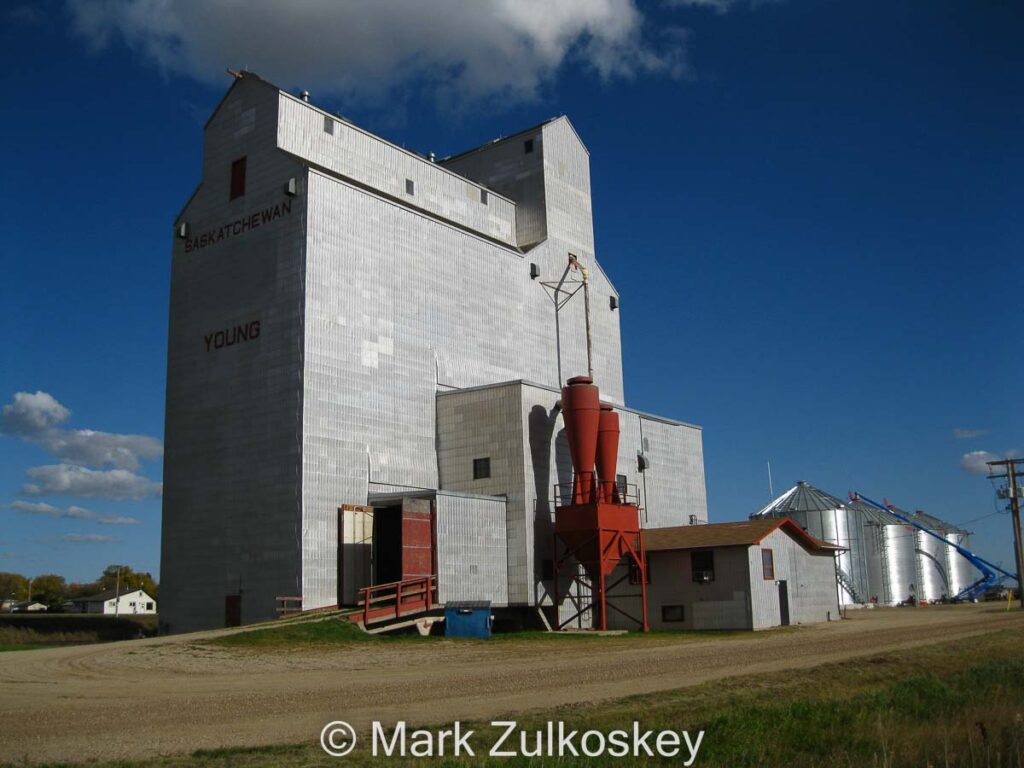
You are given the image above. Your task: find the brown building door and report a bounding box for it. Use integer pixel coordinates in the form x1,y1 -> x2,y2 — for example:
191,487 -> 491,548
225,594 -> 241,627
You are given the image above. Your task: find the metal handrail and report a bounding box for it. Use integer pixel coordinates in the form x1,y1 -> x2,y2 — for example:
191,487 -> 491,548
552,480 -> 641,507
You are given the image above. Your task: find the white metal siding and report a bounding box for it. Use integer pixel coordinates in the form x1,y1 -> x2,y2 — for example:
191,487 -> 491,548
435,492 -> 509,606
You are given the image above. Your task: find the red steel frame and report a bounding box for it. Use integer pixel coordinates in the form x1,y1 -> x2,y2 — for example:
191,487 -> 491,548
552,502 -> 650,632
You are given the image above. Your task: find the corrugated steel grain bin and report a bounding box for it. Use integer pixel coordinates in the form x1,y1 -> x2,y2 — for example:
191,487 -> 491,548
444,601 -> 492,639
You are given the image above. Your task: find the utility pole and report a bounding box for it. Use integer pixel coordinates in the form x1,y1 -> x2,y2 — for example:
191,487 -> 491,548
987,458 -> 1024,609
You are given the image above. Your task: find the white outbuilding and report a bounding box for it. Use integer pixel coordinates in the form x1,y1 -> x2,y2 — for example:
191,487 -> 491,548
72,588 -> 157,615
638,518 -> 843,631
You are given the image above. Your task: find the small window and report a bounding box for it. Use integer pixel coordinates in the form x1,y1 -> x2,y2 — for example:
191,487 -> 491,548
692,550 -> 715,583
480,189 -> 489,205
616,473 -> 628,498
662,605 -> 685,622
230,157 -> 247,200
762,549 -> 775,580
473,457 -> 491,479
629,560 -> 650,585
524,138 -> 534,154
146,602 -> 154,610
405,178 -> 415,195
323,115 -> 335,135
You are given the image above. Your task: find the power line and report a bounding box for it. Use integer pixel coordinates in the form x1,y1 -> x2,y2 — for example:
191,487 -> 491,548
986,458 -> 1024,609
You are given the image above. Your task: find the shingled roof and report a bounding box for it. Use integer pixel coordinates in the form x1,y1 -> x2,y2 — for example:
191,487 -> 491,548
644,517 -> 842,554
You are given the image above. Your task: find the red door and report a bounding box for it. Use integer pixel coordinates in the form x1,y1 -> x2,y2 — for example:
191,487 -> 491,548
401,498 -> 434,580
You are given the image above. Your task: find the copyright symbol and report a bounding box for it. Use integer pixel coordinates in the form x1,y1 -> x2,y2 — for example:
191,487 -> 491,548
320,720 -> 357,757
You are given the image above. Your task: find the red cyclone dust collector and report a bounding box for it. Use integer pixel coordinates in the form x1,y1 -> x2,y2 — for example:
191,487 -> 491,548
553,376 -> 649,631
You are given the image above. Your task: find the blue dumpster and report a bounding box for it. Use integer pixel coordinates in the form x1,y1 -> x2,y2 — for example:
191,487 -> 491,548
444,601 -> 492,639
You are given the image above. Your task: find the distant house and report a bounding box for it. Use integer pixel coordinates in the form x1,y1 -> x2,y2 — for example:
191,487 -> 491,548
71,587 -> 157,615
634,517 -> 843,631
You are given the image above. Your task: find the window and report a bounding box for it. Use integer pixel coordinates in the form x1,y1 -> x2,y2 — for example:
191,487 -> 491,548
229,157 -> 247,200
323,114 -> 335,135
405,178 -> 415,195
616,473 -> 628,498
662,605 -> 685,622
473,457 -> 491,479
146,602 -> 154,610
480,189 -> 489,205
762,549 -> 775,580
629,560 -> 650,585
691,550 -> 715,583
524,138 -> 534,154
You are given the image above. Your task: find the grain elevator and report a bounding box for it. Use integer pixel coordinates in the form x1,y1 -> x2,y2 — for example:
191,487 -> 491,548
160,72 -> 709,633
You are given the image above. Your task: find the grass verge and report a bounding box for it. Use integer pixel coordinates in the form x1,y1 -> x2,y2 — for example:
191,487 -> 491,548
25,629 -> 1024,768
210,617 -> 752,649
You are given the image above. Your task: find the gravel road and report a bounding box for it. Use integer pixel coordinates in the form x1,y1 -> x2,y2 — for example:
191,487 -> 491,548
0,604 -> 1020,764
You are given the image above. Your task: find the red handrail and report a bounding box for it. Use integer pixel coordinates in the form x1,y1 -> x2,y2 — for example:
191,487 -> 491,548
356,575 -> 436,625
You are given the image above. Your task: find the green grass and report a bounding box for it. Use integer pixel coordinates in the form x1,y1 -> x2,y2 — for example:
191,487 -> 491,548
25,629 -> 1024,768
0,643 -> 49,652
211,617 -> 752,649
210,617 -> 378,647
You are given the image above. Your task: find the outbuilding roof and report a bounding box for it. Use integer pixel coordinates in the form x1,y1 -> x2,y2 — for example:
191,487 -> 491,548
644,518 -> 842,554
73,587 -> 152,603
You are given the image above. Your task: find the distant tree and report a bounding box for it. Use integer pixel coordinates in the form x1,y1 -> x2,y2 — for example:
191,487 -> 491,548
31,574 -> 68,609
67,581 -> 102,600
0,572 -> 29,602
101,565 -> 158,599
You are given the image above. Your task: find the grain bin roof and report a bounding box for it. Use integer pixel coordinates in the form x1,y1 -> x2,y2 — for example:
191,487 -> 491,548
888,505 -> 967,534
644,518 -> 842,554
752,481 -> 847,518
845,497 -> 901,526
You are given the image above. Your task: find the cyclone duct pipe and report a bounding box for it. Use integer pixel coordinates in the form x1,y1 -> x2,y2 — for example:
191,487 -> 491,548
595,402 -> 621,503
560,376 -> 600,504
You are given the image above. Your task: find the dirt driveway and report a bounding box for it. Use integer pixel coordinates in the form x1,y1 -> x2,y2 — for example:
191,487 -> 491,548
0,604 -> 1020,764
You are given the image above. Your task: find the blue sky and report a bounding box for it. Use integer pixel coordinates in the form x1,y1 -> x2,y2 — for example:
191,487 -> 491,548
1,1 -> 1021,584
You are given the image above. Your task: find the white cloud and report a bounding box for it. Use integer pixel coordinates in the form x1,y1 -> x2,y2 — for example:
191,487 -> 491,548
5,500 -> 62,516
953,428 -> 989,440
664,0 -> 781,12
55,533 -> 117,544
67,0 -> 690,107
40,429 -> 163,472
3,500 -> 140,525
0,391 -> 162,471
959,450 -> 1001,475
666,0 -> 736,11
1,391 -> 70,435
22,465 -> 162,501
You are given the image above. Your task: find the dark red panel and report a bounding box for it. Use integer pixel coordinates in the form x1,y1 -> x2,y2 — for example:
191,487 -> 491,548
230,157 -> 247,200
